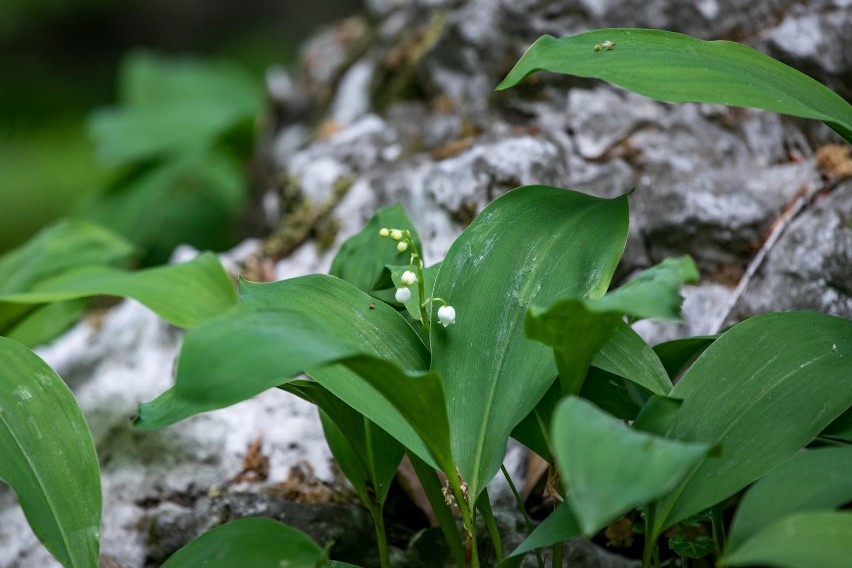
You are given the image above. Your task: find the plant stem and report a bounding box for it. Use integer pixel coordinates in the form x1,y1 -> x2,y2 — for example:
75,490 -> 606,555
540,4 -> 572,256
371,506 -> 391,568
447,474 -> 478,567
406,234 -> 431,336
407,454 -> 466,568
711,506 -> 726,559
477,489 -> 504,562
500,464 -> 544,568
642,504 -> 657,568
552,540 -> 563,567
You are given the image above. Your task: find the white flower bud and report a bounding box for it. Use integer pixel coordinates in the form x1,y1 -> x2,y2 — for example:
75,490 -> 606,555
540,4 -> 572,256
397,241 -> 408,253
379,228 -> 390,237
437,305 -> 456,327
401,270 -> 417,286
395,287 -> 412,303
390,229 -> 403,241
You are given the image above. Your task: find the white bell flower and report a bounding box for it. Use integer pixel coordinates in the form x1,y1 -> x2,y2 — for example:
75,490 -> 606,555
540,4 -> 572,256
437,305 -> 456,327
401,270 -> 417,286
395,287 -> 412,303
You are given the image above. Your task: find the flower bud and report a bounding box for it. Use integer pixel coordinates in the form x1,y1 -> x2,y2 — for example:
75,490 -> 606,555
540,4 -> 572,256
395,287 -> 412,303
401,270 -> 417,286
390,229 -> 403,241
437,305 -> 456,327
397,241 -> 408,253
379,228 -> 390,237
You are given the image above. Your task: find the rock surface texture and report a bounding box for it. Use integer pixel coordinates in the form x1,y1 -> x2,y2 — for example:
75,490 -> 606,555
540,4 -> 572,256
2,0 -> 850,566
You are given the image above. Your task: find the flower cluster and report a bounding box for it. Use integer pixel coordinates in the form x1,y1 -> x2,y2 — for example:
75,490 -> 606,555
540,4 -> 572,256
379,226 -> 456,328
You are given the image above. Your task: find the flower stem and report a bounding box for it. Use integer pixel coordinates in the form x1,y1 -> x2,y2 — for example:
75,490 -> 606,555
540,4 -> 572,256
501,464 -> 544,568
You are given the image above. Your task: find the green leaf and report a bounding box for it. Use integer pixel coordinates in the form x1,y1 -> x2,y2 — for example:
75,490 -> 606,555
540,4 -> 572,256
0,337 -> 101,568
329,204 -> 422,294
724,511 -> 852,568
0,219 -> 134,295
80,152 -> 246,264
527,257 -> 693,396
89,51 -> 261,167
430,185 -> 629,500
160,517 -> 324,568
594,257 -> 698,321
497,502 -> 582,568
0,218 -> 134,332
512,324 -> 665,460
552,396 -> 709,535
593,322 -> 672,394
727,447 -> 852,550
652,312 -> 852,534
668,534 -> 714,559
283,380 -> 404,509
0,252 -> 237,328
150,275 -> 445,468
497,30 -> 852,144
6,300 -> 88,348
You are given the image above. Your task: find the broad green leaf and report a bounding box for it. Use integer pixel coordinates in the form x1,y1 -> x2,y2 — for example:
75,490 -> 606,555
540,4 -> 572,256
133,387 -> 224,431
594,322 -> 671,394
283,380 -> 404,509
497,503 -> 582,568
80,152 -> 246,264
6,300 -> 87,348
724,511 -> 852,568
121,51 -> 260,113
240,278 -> 442,469
0,252 -> 237,328
526,301 -> 624,395
0,218 -> 134,332
0,337 -> 101,568
727,447 -> 852,550
497,30 -> 852,144
430,185 -> 629,500
158,275 -> 444,467
594,257 -> 698,320
552,396 -> 709,535
327,356 -> 454,474
160,517 -> 324,568
652,312 -> 852,534
527,257 -> 693,396
0,218 -> 134,295
90,51 -> 261,167
329,205 -> 422,294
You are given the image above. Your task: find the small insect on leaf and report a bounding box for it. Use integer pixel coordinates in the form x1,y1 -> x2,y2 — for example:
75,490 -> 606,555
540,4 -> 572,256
594,40 -> 616,52
369,303 -> 376,310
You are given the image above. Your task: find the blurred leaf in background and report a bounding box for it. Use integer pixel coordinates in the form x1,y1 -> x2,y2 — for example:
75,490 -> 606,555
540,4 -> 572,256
79,51 -> 263,264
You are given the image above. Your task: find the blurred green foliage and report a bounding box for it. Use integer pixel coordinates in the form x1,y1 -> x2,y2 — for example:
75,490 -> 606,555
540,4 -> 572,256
78,51 -> 263,264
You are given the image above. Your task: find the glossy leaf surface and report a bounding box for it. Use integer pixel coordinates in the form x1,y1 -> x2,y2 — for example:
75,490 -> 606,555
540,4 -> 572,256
160,517 -> 324,568
0,337 -> 101,568
653,312 -> 852,533
727,447 -> 852,550
0,252 -> 236,328
498,30 -> 852,143
553,396 -> 709,534
430,185 -> 629,499
724,511 -> 852,568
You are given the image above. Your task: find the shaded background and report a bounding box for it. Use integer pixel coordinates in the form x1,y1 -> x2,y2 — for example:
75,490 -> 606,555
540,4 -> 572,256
0,0 -> 360,254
